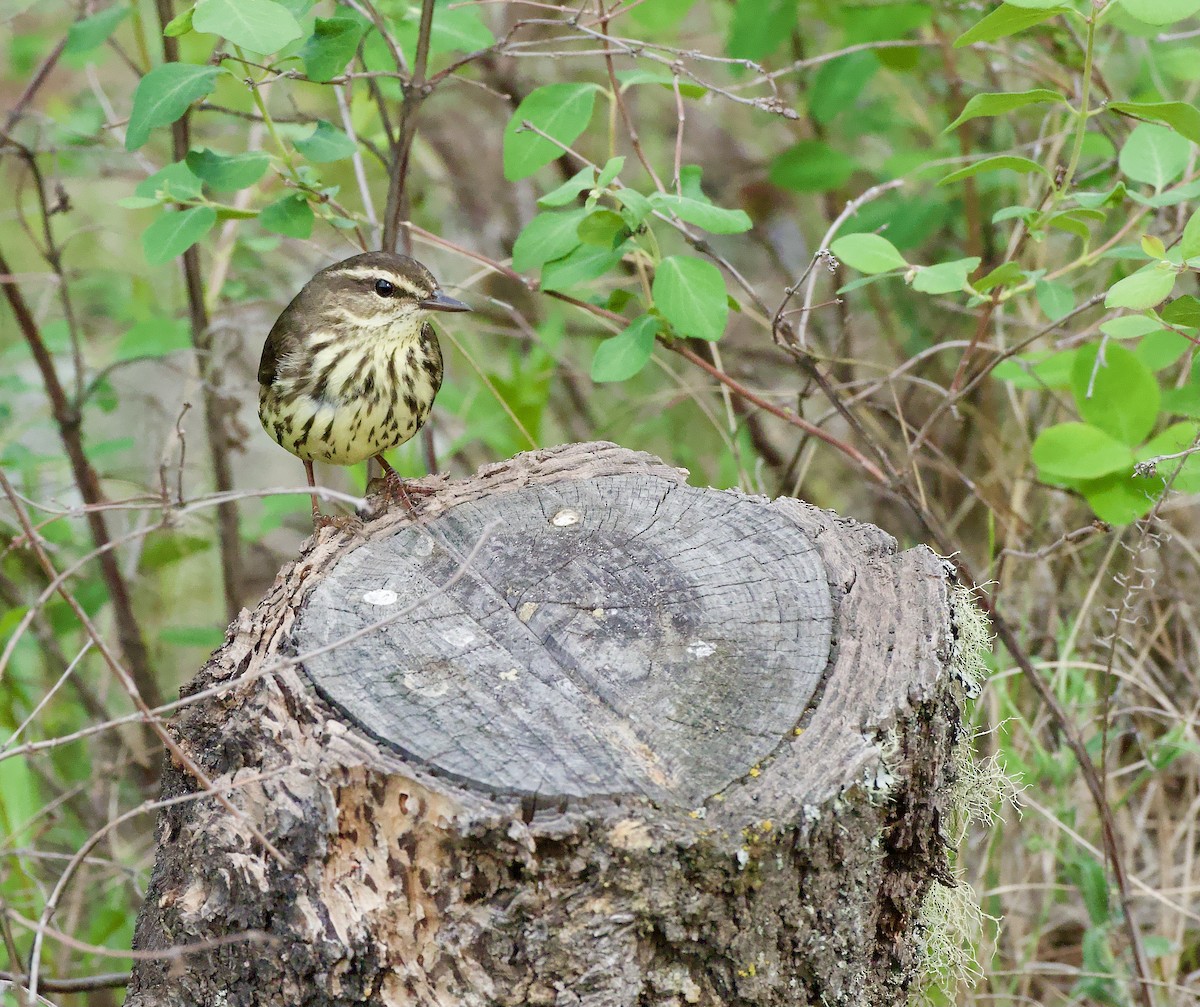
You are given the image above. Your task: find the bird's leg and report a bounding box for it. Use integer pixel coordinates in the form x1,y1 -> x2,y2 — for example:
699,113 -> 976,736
370,454 -> 437,513
305,459 -> 322,522
307,459 -> 361,532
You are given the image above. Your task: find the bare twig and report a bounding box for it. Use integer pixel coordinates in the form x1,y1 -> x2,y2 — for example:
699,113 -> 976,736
0,246 -> 162,713
153,0 -> 244,624
0,472 -> 289,872
382,0 -> 437,253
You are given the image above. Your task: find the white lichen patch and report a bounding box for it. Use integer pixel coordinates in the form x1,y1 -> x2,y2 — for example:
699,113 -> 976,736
362,588 -> 398,606
516,602 -> 538,622
949,584 -> 992,699
913,739 -> 1018,1005
550,508 -> 581,527
442,626 -> 475,647
686,640 -> 716,658
864,729 -> 901,802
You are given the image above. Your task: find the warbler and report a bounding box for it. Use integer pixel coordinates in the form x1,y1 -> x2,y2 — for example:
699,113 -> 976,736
257,251 -> 470,525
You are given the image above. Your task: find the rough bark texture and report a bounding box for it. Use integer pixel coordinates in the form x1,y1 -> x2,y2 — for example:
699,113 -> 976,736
128,442 -> 964,1007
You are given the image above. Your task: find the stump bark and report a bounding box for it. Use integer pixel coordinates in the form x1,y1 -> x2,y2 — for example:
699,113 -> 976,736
128,442 -> 966,1007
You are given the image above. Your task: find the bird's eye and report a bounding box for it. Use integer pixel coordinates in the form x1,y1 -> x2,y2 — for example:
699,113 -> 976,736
374,279 -> 395,297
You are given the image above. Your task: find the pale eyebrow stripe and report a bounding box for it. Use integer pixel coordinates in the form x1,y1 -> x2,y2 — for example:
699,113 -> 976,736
333,266 -> 424,294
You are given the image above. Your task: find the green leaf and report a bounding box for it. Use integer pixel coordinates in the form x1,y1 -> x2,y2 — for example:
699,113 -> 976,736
809,51 -> 878,125
975,261 -> 1024,292
117,317 -> 191,360
1073,182 -> 1127,209
1118,0 -> 1200,25
1099,316 -> 1161,339
294,120 -> 357,161
653,255 -> 728,341
992,349 -> 1077,389
163,7 -> 194,36
911,257 -> 980,295
185,148 -> 270,191
628,0 -> 700,32
1135,329 -> 1191,370
65,6 -> 129,56
830,233 -> 908,274
1071,343 -> 1160,445
955,4 -> 1067,46
1142,234 -> 1168,260
512,209 -> 586,272
726,0 -> 797,60
613,188 -> 653,228
538,166 -> 595,208
192,0 -> 302,53
615,68 -> 706,99
1158,48 -> 1200,82
1109,100 -> 1200,144
1032,422 -> 1135,480
1035,279 -> 1075,320
540,243 -> 625,292
259,193 -> 313,238
1163,295 -> 1200,327
591,315 -> 660,382
648,193 -> 752,234
142,205 -> 217,265
1105,265 -> 1177,310
0,757 -> 40,842
577,209 -> 628,247
395,5 -> 495,59
596,157 -> 625,188
301,16 -> 366,82
125,63 -> 222,151
1163,362 -> 1200,419
768,140 -> 856,192
938,155 -> 1050,186
1118,124 -> 1190,190
1069,856 -> 1111,926
1080,471 -> 1162,524
503,83 -> 598,181
1139,422 -> 1200,466
946,89 -> 1067,131
1181,209 -> 1200,261
135,160 -> 203,201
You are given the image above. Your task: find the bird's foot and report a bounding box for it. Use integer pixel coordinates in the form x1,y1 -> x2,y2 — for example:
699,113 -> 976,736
313,512 -> 365,535
367,472 -> 437,514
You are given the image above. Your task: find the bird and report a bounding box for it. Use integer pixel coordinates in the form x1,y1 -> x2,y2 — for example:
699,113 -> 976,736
257,251 -> 470,526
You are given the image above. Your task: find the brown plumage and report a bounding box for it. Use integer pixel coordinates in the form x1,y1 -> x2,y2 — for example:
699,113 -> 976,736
257,252 -> 469,525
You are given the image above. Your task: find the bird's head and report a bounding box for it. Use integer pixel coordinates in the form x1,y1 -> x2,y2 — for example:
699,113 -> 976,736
312,251 -> 470,329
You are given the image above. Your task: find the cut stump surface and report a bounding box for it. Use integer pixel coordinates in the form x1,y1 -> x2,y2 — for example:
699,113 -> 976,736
298,473 -> 831,805
128,442 -> 967,1007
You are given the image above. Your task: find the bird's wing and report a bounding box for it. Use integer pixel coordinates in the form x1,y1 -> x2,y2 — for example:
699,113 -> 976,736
258,302 -> 300,386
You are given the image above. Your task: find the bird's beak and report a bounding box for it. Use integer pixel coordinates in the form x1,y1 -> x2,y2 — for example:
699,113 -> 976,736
419,290 -> 471,313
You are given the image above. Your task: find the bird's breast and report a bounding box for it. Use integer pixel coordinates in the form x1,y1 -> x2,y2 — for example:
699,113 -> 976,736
259,326 -> 443,465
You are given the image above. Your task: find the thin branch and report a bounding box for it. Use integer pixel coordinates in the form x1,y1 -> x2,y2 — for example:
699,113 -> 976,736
0,472 -> 289,873
0,246 -> 162,714
153,0 -> 243,624
0,969 -> 128,994
382,0 -> 437,253
669,344 -> 889,485
0,36 -> 67,139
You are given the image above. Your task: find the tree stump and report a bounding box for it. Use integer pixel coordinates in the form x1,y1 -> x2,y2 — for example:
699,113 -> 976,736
128,442 -> 969,1007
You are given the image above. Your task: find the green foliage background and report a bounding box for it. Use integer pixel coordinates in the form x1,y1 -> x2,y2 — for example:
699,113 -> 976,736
3,0 -> 1200,1003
